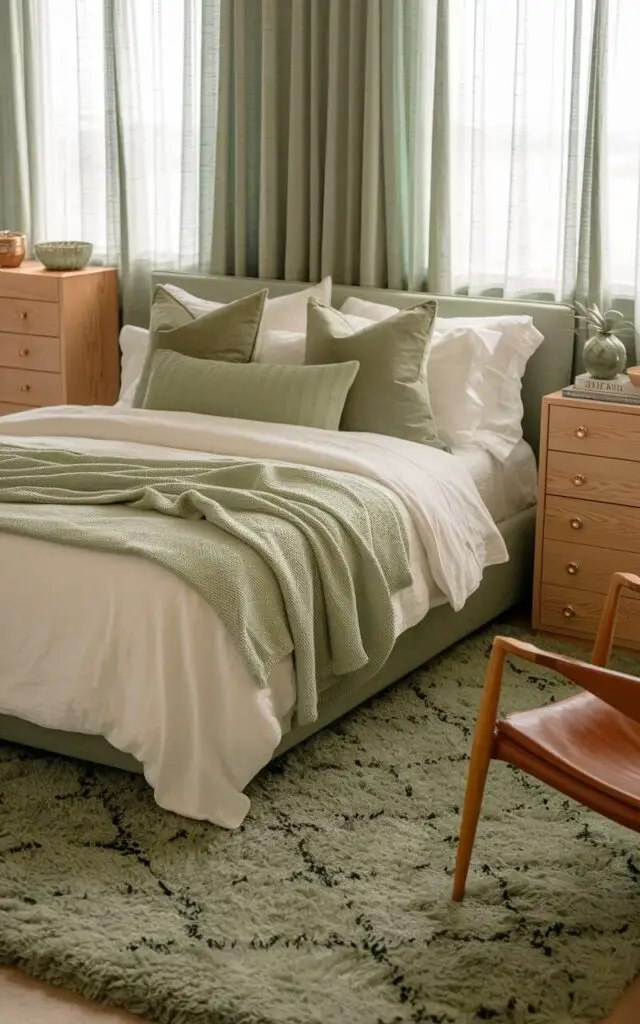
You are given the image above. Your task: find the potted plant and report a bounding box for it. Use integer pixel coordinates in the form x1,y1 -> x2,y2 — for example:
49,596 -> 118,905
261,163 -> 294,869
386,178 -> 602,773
575,301 -> 632,380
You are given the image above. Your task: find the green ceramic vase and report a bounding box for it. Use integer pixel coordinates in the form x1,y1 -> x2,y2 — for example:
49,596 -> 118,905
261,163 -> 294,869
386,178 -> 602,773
583,332 -> 627,380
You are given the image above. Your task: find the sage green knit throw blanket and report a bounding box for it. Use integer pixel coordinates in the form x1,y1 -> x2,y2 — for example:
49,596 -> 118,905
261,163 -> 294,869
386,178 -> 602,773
0,445 -> 411,723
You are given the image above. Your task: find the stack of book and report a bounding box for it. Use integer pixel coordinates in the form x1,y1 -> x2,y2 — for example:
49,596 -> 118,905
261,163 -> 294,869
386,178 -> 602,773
563,371 -> 640,406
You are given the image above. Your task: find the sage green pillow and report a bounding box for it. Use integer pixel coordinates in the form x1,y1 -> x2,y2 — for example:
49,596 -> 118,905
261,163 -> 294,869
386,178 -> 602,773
142,348 -> 360,430
133,285 -> 267,406
305,298 -> 445,447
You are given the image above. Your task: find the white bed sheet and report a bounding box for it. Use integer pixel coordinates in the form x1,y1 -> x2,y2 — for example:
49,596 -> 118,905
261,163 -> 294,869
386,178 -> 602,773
453,438 -> 538,524
0,407 -> 513,827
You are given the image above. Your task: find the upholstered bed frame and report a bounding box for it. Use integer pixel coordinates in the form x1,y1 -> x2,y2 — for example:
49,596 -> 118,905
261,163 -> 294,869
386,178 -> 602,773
0,276 -> 575,770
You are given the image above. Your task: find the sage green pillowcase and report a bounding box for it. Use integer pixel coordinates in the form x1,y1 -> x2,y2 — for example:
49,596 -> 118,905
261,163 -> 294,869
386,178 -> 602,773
305,298 -> 445,447
133,285 -> 267,406
142,348 -> 360,430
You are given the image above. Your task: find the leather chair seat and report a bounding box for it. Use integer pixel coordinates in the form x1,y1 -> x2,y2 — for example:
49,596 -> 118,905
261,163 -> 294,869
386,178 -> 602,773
498,692 -> 640,811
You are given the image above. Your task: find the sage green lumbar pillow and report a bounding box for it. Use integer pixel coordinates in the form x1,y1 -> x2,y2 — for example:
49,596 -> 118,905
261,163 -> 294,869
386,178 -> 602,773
143,348 -> 360,430
133,285 -> 267,406
305,298 -> 445,447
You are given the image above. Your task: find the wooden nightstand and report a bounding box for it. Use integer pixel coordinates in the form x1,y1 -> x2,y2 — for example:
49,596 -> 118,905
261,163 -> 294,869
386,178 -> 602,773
532,391 -> 640,651
0,261 -> 119,414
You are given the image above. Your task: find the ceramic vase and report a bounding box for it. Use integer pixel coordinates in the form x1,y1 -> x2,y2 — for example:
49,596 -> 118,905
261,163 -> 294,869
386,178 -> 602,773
583,332 -> 627,380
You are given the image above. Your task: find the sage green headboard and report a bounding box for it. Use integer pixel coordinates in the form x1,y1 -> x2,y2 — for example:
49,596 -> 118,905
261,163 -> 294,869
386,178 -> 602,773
150,272 -> 575,458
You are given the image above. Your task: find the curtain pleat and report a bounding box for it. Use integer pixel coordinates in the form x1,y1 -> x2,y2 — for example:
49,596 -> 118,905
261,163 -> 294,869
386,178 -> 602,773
211,0 -> 431,290
575,0 -> 608,309
0,0 -> 34,238
427,0 -> 451,294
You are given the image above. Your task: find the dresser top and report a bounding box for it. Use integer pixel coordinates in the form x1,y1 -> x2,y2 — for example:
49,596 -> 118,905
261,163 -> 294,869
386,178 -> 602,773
545,390 -> 640,415
0,260 -> 116,280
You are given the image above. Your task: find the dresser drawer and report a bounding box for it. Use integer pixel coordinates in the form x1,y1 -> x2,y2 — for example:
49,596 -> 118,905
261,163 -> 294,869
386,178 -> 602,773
0,368 -> 63,406
539,584 -> 640,646
0,267 -> 59,302
0,298 -> 59,337
546,450 -> 640,507
0,332 -> 61,373
544,494 -> 640,553
541,539 -> 640,598
548,403 -> 640,461
0,401 -> 38,416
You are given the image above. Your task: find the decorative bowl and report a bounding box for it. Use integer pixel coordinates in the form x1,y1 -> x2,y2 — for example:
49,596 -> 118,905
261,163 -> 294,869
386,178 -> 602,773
35,240 -> 93,271
0,231 -> 26,268
627,366 -> 640,387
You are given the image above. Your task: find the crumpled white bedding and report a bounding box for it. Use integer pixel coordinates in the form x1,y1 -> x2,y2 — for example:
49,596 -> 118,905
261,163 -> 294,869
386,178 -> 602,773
0,406 -> 509,826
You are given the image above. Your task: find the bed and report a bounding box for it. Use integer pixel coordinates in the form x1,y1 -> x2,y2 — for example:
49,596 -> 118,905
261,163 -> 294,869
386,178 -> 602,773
0,276 -> 575,826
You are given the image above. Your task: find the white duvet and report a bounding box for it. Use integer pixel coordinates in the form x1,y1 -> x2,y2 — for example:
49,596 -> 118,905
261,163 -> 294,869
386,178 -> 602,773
0,406 -> 507,826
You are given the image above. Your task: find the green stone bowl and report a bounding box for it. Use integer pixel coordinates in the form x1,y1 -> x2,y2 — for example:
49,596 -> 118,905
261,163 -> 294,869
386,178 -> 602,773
34,241 -> 93,271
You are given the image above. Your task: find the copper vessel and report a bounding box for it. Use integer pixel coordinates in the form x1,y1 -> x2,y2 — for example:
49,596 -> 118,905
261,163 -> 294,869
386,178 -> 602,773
0,231 -> 26,268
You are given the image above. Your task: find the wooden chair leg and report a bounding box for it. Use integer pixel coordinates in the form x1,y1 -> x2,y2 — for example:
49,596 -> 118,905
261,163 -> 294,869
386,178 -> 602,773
592,572 -> 640,667
452,641 -> 506,902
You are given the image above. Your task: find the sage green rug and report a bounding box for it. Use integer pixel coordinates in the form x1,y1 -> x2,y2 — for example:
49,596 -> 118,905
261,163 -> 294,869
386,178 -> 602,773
1,623 -> 640,1024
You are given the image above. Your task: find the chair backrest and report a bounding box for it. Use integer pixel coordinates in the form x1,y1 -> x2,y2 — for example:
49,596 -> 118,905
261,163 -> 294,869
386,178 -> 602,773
502,640 -> 640,724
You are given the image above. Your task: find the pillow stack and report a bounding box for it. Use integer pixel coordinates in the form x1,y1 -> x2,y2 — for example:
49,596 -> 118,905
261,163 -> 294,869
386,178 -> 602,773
340,297 -> 543,459
129,278 -> 363,432
132,285 -> 266,406
119,279 -> 542,453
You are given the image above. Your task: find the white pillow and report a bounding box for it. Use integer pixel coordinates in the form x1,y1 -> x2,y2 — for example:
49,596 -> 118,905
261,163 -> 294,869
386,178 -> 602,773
428,327 -> 502,449
260,278 -> 332,334
340,297 -> 398,321
437,315 -> 543,460
117,325 -> 150,406
255,329 -> 306,365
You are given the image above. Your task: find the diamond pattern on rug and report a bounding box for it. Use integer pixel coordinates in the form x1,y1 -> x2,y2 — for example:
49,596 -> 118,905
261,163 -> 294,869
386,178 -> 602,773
1,621 -> 639,1023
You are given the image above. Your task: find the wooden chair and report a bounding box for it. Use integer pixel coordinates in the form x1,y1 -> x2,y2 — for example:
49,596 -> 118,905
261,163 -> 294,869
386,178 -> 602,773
452,571 -> 640,902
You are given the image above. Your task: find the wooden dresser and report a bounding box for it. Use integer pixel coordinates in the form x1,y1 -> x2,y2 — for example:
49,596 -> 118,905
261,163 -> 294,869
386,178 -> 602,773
533,391 -> 640,651
0,261 -> 119,415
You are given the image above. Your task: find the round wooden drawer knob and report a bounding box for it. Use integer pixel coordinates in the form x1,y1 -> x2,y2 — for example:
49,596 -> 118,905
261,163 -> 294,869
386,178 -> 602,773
566,561 -> 579,575
20,384 -> 30,393
572,473 -> 586,486
19,348 -> 29,357
19,311 -> 27,320
562,605 -> 576,619
570,517 -> 583,530
574,425 -> 588,439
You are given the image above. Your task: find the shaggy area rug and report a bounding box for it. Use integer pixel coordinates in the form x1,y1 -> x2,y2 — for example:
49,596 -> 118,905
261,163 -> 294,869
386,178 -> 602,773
1,623 -> 640,1024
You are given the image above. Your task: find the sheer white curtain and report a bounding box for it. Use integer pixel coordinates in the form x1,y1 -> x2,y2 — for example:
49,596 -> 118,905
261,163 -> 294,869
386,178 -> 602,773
440,0 -> 640,352
3,0 -> 220,322
445,0 -> 596,299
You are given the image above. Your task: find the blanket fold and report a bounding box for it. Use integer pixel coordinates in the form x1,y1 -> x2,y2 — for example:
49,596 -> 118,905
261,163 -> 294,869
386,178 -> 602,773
0,445 -> 412,724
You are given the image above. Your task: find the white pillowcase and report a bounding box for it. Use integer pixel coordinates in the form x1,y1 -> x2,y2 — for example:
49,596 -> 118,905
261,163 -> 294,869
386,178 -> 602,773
340,297 -> 399,322
428,327 -> 502,450
433,314 -> 543,460
254,329 -> 306,365
117,325 -> 151,407
340,297 -> 543,460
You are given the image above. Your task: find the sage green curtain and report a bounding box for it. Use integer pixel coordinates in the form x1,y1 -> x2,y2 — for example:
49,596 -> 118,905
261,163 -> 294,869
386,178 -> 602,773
3,0 -> 638,365
0,0 -> 33,238
211,0 -> 448,292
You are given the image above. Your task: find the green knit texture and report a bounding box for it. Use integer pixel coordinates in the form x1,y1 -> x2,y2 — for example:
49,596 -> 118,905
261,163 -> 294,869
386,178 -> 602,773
0,444 -> 411,724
